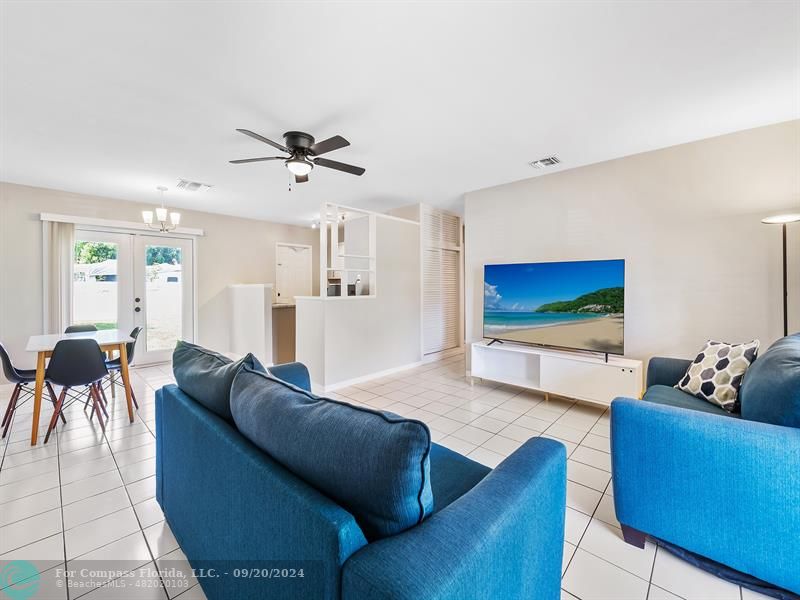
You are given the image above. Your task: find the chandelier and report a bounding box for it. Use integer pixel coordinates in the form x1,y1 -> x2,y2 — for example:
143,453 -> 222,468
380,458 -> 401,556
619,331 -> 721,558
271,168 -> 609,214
142,186 -> 181,232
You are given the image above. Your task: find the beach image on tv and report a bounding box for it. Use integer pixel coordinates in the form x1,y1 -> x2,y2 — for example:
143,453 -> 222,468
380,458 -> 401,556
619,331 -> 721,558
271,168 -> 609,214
483,259 -> 625,354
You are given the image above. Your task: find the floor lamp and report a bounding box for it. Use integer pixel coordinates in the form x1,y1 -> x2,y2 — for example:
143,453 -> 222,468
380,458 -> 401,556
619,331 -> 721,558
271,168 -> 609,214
761,213 -> 800,337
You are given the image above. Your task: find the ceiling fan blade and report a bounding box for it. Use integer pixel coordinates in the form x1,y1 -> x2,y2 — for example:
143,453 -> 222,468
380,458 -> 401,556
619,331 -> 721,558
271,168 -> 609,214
229,157 -> 285,164
309,135 -> 350,156
313,157 -> 365,176
295,174 -> 309,184
235,129 -> 289,153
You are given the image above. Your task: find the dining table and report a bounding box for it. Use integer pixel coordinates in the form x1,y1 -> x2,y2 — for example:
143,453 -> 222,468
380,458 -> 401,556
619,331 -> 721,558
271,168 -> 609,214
25,328 -> 136,445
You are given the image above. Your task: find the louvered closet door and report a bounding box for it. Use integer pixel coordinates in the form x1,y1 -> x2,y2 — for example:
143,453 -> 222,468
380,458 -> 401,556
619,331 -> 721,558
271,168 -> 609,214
422,207 -> 461,354
439,248 -> 460,350
423,249 -> 444,354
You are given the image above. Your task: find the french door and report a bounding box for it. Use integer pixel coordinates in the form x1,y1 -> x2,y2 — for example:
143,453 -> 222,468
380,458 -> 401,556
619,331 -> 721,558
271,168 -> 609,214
133,235 -> 194,364
73,230 -> 195,364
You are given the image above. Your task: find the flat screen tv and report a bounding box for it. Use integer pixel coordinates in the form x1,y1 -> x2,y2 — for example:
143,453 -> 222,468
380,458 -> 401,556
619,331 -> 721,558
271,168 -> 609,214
483,259 -> 625,355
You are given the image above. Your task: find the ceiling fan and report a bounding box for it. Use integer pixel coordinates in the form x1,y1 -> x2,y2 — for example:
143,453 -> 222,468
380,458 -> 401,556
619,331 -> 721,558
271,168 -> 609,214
229,129 -> 365,184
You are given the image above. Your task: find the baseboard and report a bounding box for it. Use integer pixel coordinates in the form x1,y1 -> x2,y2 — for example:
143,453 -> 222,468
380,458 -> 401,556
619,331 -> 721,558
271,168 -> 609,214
320,360 -> 427,393
421,345 -> 464,363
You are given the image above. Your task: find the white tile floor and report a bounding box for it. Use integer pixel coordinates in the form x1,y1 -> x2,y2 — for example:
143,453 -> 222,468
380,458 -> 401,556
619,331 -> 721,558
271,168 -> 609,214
0,364 -> 203,600
0,352 -> 771,600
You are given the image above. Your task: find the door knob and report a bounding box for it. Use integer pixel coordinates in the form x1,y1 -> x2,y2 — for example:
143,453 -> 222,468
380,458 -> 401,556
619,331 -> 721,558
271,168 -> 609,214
135,307 -> 141,313
135,297 -> 141,303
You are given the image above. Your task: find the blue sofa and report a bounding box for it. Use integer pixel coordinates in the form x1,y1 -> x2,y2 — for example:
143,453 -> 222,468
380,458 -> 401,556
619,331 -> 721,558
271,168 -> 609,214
156,361 -> 567,600
611,335 -> 800,595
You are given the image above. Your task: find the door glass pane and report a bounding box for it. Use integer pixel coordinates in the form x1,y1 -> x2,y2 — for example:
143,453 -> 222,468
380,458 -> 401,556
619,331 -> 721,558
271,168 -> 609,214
145,245 -> 183,351
73,240 -> 118,329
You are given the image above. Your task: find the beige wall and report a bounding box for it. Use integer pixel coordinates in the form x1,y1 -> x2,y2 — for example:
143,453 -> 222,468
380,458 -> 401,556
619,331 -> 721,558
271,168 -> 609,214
465,120 -> 800,365
0,182 -> 319,370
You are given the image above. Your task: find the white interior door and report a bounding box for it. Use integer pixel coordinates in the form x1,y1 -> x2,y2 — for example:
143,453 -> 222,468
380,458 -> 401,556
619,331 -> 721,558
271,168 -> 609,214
133,235 -> 195,364
276,243 -> 312,303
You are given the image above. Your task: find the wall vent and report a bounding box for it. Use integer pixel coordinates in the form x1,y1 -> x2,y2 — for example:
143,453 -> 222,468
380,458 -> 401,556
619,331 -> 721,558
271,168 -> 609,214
529,156 -> 561,169
176,178 -> 213,192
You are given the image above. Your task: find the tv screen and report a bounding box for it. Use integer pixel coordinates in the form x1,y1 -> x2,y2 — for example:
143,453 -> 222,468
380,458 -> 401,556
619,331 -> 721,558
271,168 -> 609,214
483,259 -> 625,355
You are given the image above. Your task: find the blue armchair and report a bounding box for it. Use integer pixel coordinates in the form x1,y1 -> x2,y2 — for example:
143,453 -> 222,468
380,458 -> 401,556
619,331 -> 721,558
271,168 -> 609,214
611,337 -> 800,595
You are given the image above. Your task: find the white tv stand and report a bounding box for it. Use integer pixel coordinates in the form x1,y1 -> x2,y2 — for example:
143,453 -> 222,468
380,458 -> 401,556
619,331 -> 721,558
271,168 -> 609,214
470,340 -> 643,407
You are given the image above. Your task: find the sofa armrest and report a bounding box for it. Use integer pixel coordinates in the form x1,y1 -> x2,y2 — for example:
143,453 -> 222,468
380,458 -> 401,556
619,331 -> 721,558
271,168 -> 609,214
268,362 -> 311,392
156,385 -> 367,600
611,398 -> 800,594
646,356 -> 691,388
341,438 -> 566,600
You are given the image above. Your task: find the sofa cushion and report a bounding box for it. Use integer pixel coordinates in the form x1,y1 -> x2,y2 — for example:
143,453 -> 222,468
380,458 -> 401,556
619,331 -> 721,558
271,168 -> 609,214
172,341 -> 264,422
429,443 -> 490,512
740,333 -> 800,428
230,366 -> 433,541
644,385 -> 738,418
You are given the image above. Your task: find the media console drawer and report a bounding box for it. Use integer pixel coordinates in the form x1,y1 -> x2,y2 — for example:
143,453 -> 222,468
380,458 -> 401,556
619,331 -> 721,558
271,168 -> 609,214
540,355 -> 639,405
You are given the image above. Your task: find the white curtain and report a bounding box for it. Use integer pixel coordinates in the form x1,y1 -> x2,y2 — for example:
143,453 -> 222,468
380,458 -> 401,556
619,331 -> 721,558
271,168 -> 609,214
42,220 -> 74,334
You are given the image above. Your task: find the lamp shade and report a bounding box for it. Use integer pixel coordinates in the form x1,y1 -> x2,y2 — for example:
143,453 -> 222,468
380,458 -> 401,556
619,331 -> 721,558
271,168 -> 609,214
142,210 -> 154,224
762,213 -> 800,224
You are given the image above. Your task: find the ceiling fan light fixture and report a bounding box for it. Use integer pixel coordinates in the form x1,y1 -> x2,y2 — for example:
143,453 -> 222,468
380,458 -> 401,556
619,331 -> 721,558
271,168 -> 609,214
286,157 -> 313,176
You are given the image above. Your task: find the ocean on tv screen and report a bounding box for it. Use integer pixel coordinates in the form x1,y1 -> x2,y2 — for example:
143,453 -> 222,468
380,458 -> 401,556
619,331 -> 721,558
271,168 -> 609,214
483,259 -> 625,354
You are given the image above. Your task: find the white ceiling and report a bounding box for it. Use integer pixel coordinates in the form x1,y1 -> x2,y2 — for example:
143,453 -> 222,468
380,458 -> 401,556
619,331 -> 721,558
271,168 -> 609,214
1,1 -> 798,226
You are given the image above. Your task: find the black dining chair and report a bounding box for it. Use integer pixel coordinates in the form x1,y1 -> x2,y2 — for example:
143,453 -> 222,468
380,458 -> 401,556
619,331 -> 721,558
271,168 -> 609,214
64,324 -> 98,333
43,339 -> 109,443
105,326 -> 142,408
1,342 -> 63,439
64,324 -> 108,408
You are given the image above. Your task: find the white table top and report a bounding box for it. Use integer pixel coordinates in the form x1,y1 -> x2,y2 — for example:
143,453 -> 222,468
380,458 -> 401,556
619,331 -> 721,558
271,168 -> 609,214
26,329 -> 134,352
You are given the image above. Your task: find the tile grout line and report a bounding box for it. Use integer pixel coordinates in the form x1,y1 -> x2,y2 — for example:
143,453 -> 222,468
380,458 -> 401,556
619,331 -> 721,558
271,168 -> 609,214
562,467 -> 614,581
99,376 -> 171,599
645,545 -> 658,600
55,421 -> 72,600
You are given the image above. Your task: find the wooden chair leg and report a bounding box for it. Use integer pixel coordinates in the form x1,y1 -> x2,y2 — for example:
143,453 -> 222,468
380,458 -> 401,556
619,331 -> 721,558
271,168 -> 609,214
45,383 -> 66,424
130,386 -> 139,409
44,388 -> 67,444
96,383 -> 106,405
110,372 -> 116,399
1,383 -> 20,428
1,384 -> 21,438
97,384 -> 109,417
89,385 -> 106,433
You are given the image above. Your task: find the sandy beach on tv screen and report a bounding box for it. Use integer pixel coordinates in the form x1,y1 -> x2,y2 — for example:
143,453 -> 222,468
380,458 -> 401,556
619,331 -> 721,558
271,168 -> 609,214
495,315 -> 624,353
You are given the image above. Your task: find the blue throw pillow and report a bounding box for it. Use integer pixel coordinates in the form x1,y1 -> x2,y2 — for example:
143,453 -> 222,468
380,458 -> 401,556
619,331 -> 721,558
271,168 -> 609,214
230,365 -> 433,540
172,341 -> 264,422
740,333 -> 800,428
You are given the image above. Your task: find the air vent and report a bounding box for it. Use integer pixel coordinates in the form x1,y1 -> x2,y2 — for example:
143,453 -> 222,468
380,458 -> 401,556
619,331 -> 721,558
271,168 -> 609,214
176,178 -> 213,192
529,156 -> 561,169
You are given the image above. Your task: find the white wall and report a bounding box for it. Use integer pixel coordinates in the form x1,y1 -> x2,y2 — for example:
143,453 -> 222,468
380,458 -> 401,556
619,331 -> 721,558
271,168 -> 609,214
0,182 -> 319,371
465,121 -> 800,365
296,216 -> 421,389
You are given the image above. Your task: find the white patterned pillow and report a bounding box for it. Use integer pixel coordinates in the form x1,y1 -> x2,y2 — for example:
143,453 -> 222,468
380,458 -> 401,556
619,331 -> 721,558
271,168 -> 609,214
675,340 -> 760,412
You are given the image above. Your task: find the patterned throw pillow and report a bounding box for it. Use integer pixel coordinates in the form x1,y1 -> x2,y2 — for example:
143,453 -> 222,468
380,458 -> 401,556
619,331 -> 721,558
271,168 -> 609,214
675,340 -> 760,412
